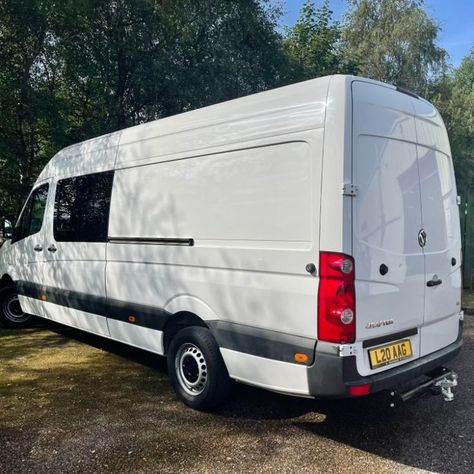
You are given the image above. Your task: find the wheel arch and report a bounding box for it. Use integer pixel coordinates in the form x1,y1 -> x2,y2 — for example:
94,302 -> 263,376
162,295 -> 220,354
163,311 -> 209,354
0,274 -> 14,290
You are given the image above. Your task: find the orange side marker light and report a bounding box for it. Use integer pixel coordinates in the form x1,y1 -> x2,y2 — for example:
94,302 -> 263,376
294,353 -> 309,364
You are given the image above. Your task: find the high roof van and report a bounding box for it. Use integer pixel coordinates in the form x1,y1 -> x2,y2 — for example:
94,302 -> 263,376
0,75 -> 462,409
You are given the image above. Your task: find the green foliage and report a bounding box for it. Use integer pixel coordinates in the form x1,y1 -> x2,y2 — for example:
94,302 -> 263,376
342,0 -> 447,95
0,0 -> 63,216
432,48 -> 474,285
433,48 -> 474,199
0,0 -> 290,217
0,0 -> 472,228
284,0 -> 356,80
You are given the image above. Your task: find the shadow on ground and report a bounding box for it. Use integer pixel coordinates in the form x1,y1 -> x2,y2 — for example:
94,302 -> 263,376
1,317 -> 473,473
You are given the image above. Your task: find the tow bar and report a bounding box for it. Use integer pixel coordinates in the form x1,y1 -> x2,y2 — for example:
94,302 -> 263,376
388,367 -> 458,407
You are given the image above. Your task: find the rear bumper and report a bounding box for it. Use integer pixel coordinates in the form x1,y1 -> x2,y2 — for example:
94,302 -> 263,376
308,320 -> 463,398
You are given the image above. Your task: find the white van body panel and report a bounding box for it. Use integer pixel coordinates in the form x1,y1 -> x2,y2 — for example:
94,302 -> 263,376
351,81 -> 425,376
351,80 -> 462,375
319,75 -> 353,255
37,132 -> 121,182
106,136 -> 322,355
220,348 -> 310,395
1,75 -> 462,399
412,99 -> 462,356
114,78 -> 328,169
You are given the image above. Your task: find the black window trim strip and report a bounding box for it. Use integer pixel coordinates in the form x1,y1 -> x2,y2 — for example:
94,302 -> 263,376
108,237 -> 194,246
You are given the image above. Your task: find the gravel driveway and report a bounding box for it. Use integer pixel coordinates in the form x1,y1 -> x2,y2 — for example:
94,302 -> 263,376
1,316 -> 473,474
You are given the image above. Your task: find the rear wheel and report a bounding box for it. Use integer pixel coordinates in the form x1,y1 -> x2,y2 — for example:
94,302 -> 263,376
0,284 -> 31,328
167,326 -> 233,410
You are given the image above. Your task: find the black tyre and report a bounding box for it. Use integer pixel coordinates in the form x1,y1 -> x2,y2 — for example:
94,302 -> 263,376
0,284 -> 31,328
167,326 -> 233,410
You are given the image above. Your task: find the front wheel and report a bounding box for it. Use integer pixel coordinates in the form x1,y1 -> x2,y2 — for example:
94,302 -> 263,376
167,326 -> 233,410
0,284 -> 31,328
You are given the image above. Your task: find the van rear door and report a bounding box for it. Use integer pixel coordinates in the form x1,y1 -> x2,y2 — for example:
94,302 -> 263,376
351,81 -> 425,376
414,100 -> 462,357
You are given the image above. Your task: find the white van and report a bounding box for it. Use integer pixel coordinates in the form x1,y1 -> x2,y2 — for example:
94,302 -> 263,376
0,75 -> 463,409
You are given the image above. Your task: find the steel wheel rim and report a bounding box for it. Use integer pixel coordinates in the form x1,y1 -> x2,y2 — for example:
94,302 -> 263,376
2,293 -> 28,323
175,343 -> 208,396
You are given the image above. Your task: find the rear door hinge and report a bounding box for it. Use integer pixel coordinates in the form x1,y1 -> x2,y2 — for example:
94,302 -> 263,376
342,183 -> 358,197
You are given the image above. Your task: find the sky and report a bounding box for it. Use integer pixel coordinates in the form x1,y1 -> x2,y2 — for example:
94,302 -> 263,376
277,0 -> 474,67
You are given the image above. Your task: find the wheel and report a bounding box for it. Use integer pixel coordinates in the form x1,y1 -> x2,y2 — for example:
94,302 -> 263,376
167,326 -> 233,410
0,284 -> 31,328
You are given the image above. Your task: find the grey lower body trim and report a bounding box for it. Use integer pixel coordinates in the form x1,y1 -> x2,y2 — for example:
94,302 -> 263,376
16,280 -> 316,365
16,281 -> 171,331
307,321 -> 463,397
207,320 -> 316,365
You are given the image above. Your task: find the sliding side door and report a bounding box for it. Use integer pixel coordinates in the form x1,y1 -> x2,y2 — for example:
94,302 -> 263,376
42,171 -> 114,335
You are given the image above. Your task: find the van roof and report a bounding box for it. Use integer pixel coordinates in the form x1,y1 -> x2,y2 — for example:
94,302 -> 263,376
36,75 -> 443,182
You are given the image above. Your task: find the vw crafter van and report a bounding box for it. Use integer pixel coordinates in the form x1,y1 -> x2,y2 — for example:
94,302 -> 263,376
0,75 -> 462,409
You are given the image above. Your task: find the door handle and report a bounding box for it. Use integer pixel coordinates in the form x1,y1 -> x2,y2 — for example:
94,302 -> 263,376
47,244 -> 57,253
427,278 -> 442,287
34,244 -> 43,252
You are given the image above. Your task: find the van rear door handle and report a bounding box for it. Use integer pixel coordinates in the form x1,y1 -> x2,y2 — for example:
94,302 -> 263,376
47,245 -> 57,253
427,278 -> 442,287
34,244 -> 43,252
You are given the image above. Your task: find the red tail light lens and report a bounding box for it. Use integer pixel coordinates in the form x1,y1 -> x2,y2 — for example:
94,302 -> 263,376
347,384 -> 371,396
318,252 -> 356,344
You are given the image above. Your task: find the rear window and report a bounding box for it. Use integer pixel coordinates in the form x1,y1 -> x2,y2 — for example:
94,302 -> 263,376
54,171 -> 114,242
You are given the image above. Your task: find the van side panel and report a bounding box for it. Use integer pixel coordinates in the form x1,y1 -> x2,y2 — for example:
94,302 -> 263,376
110,142 -> 312,245
106,137 -> 323,384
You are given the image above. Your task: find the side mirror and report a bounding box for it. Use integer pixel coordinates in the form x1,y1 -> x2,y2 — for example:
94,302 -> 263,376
1,217 -> 13,240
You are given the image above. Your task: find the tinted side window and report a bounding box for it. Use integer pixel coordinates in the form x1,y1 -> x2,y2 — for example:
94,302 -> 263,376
13,184 -> 49,243
54,171 -> 114,242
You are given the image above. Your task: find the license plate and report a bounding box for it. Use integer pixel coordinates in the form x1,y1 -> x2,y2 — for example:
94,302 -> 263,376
369,339 -> 413,369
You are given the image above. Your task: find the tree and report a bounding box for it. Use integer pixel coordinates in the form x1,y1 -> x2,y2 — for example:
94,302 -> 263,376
342,0 -> 447,95
51,0 -> 290,137
434,48 -> 474,199
0,0 -> 290,216
0,0 -> 63,216
284,0 -> 354,81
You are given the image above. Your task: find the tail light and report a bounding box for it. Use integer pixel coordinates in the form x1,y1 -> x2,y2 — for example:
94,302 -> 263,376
347,384 -> 371,396
318,251 -> 356,344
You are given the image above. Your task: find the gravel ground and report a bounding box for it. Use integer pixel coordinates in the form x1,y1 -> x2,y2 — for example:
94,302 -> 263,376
0,316 -> 473,474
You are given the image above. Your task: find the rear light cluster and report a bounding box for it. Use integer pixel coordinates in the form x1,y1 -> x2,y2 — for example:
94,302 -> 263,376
318,251 -> 356,344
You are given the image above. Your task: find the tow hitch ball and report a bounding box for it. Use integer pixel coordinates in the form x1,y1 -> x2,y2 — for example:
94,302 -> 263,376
434,372 -> 458,402
389,369 -> 458,406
